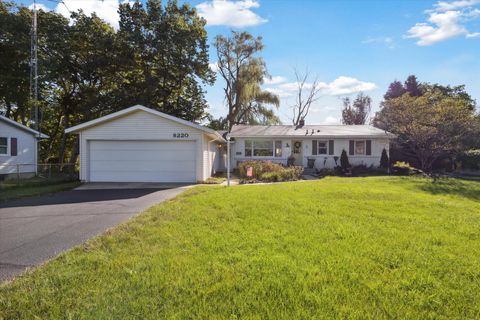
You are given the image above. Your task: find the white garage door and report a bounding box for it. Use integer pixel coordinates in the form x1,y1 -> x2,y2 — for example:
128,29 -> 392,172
89,140 -> 196,182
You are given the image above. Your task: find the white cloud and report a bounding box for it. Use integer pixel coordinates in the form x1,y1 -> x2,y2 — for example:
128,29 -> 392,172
196,0 -> 267,27
267,76 -> 376,98
55,0 -> 124,29
321,116 -> 340,125
263,76 -> 287,85
318,76 -> 377,96
264,87 -> 293,98
406,0 -> 480,45
432,0 -> 480,12
209,62 -> 219,73
29,3 -> 50,11
466,31 -> 480,37
362,37 -> 396,49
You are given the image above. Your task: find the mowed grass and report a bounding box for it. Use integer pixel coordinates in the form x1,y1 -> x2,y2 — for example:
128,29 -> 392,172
1,177 -> 480,319
0,180 -> 80,202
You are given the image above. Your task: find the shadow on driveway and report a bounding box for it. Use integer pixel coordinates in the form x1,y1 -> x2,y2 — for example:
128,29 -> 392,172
0,189 -> 165,209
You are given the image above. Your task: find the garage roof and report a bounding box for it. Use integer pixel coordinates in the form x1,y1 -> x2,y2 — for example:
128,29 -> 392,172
0,114 -> 49,139
65,105 -> 225,141
229,124 -> 394,138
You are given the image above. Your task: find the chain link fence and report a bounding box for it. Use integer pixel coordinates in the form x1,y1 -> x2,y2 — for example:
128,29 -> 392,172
0,163 -> 78,187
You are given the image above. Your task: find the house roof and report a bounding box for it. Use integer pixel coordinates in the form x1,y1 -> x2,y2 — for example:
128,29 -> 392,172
65,105 -> 225,142
0,114 -> 49,139
229,124 -> 394,139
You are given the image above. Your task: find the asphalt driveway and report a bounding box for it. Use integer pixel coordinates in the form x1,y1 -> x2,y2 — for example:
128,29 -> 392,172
0,186 -> 189,282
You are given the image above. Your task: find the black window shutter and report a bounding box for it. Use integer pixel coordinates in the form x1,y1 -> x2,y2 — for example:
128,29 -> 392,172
349,140 -> 354,155
328,140 -> 334,155
11,138 -> 17,156
366,140 -> 372,155
312,140 -> 317,155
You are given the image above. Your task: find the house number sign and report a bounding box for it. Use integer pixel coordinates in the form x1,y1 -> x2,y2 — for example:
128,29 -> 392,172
173,133 -> 189,138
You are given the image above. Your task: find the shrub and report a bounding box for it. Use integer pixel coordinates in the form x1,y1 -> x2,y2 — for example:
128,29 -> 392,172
317,168 -> 335,176
457,149 -> 480,170
340,149 -> 350,171
260,166 -> 303,182
392,161 -> 422,176
238,160 -> 284,180
380,148 -> 389,169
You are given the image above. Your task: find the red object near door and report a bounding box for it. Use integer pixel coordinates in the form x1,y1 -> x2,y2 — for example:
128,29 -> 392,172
246,166 -> 253,177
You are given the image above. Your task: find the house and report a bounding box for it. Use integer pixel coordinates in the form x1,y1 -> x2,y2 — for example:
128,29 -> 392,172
228,122 -> 394,170
0,115 -> 49,179
65,105 -> 225,183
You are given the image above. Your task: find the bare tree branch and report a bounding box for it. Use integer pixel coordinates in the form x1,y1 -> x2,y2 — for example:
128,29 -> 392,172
290,67 -> 322,126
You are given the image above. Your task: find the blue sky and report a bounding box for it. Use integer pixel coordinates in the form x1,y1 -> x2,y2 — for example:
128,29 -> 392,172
18,0 -> 480,124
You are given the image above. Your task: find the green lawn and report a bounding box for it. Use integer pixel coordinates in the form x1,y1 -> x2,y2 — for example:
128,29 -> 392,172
1,176 -> 480,319
0,179 -> 80,202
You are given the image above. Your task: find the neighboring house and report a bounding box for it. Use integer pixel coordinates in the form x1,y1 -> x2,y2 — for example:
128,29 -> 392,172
0,115 -> 49,179
228,122 -> 394,170
66,105 -> 225,183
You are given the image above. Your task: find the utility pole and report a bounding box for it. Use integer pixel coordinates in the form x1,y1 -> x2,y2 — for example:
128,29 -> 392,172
30,0 -> 39,174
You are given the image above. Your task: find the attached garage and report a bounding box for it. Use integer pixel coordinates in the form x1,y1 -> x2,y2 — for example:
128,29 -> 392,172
89,140 -> 196,183
65,105 -> 225,183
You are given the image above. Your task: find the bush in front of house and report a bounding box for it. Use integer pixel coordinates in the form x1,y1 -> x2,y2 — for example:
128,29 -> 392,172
456,149 -> 480,171
392,161 -> 423,176
238,160 -> 303,182
380,148 -> 389,169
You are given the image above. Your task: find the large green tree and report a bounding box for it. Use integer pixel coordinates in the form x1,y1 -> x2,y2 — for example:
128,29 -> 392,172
341,92 -> 371,125
115,0 -> 214,122
214,31 -> 280,130
374,85 -> 478,171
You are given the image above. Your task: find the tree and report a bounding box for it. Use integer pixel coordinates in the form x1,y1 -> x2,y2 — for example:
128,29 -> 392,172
341,93 -> 371,125
115,0 -> 214,122
384,80 -> 406,100
404,75 -> 421,97
290,67 -> 321,126
340,149 -> 350,171
374,87 -> 478,172
214,31 -> 280,131
380,148 -> 389,169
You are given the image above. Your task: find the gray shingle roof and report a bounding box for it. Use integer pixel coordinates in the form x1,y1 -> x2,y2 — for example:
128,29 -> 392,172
229,124 -> 394,138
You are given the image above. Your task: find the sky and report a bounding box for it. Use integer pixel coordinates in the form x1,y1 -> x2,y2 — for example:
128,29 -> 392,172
18,0 -> 480,125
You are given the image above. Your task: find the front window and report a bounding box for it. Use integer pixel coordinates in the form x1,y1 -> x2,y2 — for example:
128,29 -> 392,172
245,140 -> 279,157
355,141 -> 365,155
275,140 -> 282,157
0,137 -> 7,155
318,141 -> 327,154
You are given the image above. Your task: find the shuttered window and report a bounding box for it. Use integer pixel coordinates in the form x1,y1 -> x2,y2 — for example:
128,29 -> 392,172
11,138 -> 17,156
0,137 -> 7,155
244,140 -> 274,157
318,141 -> 328,154
275,141 -> 282,157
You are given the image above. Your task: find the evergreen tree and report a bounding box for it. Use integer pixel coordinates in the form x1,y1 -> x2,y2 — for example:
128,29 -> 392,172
404,75 -> 421,97
380,148 -> 389,169
383,80 -> 406,100
340,149 -> 350,171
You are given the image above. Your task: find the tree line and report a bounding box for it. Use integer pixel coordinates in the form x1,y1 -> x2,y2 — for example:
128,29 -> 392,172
0,0 -> 213,165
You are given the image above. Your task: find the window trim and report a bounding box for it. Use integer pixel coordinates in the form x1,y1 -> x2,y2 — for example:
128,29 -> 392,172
317,140 -> 328,155
0,137 -> 8,156
244,139 -> 283,158
354,140 -> 366,155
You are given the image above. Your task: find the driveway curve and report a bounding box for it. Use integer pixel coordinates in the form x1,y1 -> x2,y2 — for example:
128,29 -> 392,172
0,186 -> 189,282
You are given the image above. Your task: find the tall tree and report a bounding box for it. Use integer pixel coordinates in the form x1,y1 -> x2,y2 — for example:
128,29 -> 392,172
374,85 -> 478,171
214,31 -> 280,131
116,0 -> 214,122
404,75 -> 421,97
341,93 -> 371,125
290,67 -> 321,126
383,80 -> 406,100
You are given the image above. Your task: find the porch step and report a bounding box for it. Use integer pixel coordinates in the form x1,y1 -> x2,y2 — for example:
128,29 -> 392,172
303,168 -> 317,175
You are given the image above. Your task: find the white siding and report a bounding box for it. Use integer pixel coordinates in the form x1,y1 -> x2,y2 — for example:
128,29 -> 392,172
78,110 -> 213,182
0,121 -> 37,174
232,137 -> 390,169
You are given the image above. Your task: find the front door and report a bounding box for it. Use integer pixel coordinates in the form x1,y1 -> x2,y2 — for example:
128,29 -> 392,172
292,140 -> 303,166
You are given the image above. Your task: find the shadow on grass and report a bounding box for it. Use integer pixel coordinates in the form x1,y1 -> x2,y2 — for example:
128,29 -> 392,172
415,178 -> 480,201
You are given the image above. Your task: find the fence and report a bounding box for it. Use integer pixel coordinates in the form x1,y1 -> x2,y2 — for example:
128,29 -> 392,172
0,163 -> 78,186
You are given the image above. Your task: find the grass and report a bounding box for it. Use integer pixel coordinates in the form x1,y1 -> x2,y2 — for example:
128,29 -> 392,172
1,176 -> 480,319
0,178 -> 80,202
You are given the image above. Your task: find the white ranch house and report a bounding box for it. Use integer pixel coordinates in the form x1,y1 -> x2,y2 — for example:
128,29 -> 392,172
228,124 -> 394,170
67,105 -> 393,183
0,114 -> 48,179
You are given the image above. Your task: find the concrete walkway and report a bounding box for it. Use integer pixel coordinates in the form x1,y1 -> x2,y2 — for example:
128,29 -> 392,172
0,186 -> 189,282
